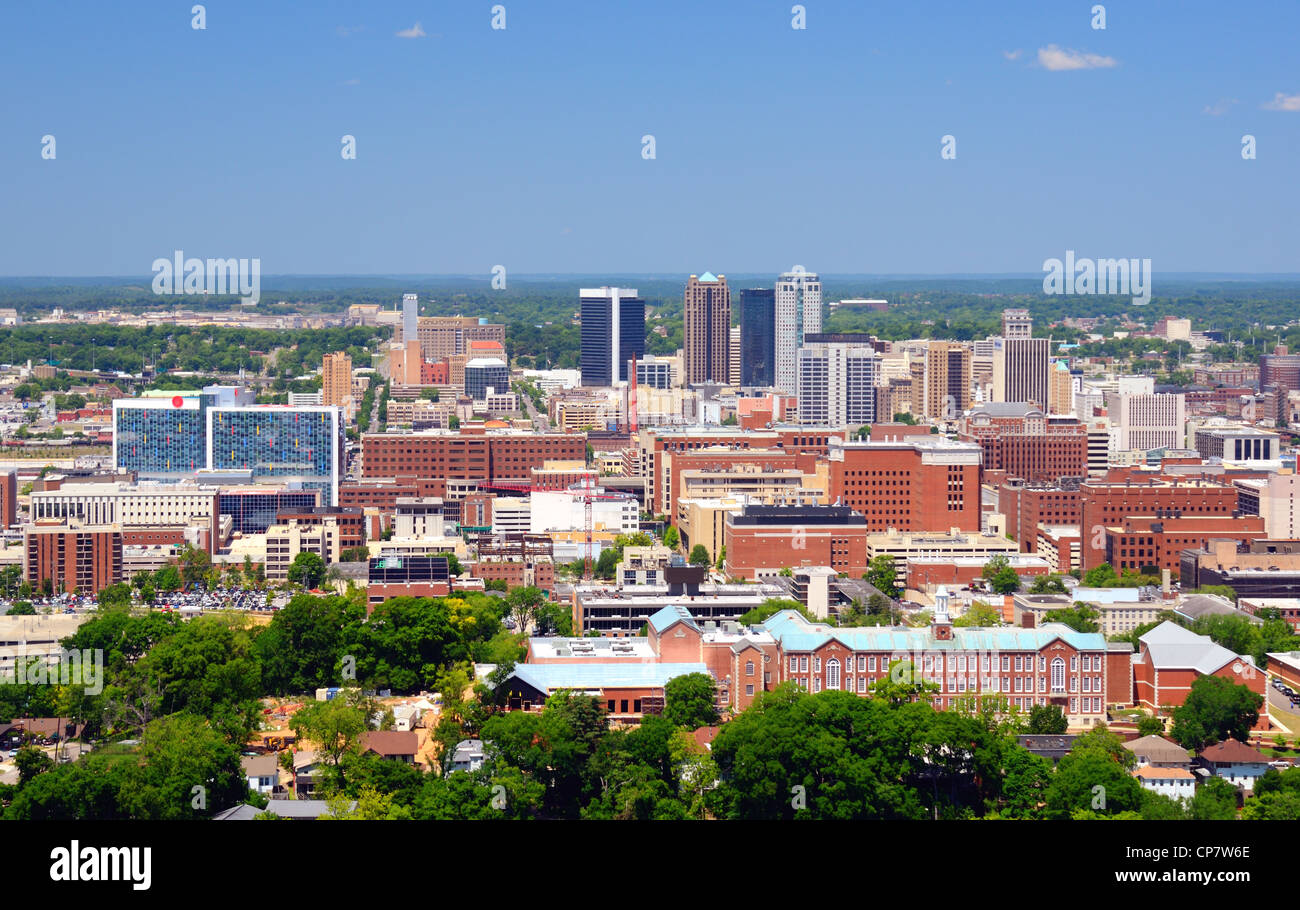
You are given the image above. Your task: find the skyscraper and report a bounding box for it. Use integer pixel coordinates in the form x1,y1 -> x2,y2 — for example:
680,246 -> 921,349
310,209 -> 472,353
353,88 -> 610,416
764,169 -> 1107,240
401,293 -> 419,344
797,334 -> 880,428
924,341 -> 973,419
739,288 -> 775,387
580,287 -> 645,386
994,308 -> 1050,408
683,272 -> 731,385
775,269 -> 822,394
322,351 -> 353,416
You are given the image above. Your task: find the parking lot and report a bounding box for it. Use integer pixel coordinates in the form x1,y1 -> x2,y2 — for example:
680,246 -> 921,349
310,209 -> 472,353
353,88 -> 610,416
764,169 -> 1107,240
0,588 -> 289,616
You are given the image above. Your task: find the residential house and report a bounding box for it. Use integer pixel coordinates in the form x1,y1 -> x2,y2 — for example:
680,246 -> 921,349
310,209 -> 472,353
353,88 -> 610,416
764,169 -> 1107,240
241,754 -> 281,796
1199,738 -> 1271,791
360,730 -> 419,763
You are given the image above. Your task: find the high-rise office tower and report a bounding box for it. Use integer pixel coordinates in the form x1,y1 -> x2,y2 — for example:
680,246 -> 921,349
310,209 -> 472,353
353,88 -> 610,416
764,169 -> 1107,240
322,351 -> 353,414
730,326 -> 741,386
924,341 -> 973,419
401,293 -> 419,344
739,288 -> 776,387
580,287 -> 645,386
994,308 -> 1050,408
683,272 -> 731,385
797,334 -> 880,428
775,269 -> 822,394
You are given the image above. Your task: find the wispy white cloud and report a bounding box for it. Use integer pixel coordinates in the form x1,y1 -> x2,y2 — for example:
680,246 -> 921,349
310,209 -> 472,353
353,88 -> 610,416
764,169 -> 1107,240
395,22 -> 426,39
1002,49 -> 1022,61
1202,98 -> 1238,116
336,25 -> 364,38
1036,44 -> 1118,71
1262,92 -> 1300,112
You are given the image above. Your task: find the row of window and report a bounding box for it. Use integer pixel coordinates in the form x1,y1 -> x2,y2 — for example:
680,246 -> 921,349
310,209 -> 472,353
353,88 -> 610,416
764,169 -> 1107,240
787,653 -> 1104,673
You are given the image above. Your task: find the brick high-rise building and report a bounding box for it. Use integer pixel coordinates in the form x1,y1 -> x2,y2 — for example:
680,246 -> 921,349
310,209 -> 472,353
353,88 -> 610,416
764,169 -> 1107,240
415,316 -> 506,363
826,438 -> 982,533
1079,478 -> 1239,570
683,273 -> 731,385
924,341 -> 972,419
960,403 -> 1088,483
25,522 -> 122,595
724,504 -> 870,579
322,351 -> 353,413
0,471 -> 16,529
998,482 -> 1082,552
1261,345 -> 1300,397
1103,513 -> 1267,576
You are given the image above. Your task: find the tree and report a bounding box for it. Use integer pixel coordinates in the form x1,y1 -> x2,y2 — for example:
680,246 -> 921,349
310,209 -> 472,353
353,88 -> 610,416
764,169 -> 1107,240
97,582 -> 132,610
14,745 -> 53,786
1029,574 -> 1068,595
1136,715 -> 1165,737
1051,602 -> 1101,633
339,546 -> 371,563
504,586 -> 546,634
953,601 -> 1001,627
663,673 -> 720,729
1082,562 -> 1119,588
662,525 -> 679,549
688,544 -> 711,567
737,598 -> 813,626
866,554 -> 899,598
1025,704 -> 1068,734
152,564 -> 182,593
1188,776 -> 1239,820
290,698 -> 368,791
286,552 -> 327,590
1170,675 -> 1263,752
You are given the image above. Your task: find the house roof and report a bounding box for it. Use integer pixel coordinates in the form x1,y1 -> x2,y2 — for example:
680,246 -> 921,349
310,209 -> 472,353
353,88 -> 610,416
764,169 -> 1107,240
452,739 -> 483,762
1123,734 -> 1191,765
241,754 -> 280,777
1139,621 -> 1250,674
1201,738 -> 1267,764
647,604 -> 699,636
213,799 -> 354,820
1134,765 -> 1195,780
506,661 -> 709,694
360,730 -> 419,756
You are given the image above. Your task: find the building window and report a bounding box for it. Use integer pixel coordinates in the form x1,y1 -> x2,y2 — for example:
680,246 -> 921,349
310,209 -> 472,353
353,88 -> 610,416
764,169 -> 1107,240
1051,658 -> 1065,692
789,656 -> 798,672
826,658 -> 841,690
800,656 -> 808,672
745,684 -> 754,696
858,676 -> 866,693
746,660 -> 754,676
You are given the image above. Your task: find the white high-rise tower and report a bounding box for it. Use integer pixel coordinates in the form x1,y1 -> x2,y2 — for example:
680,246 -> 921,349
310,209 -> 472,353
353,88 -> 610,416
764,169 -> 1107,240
775,268 -> 822,394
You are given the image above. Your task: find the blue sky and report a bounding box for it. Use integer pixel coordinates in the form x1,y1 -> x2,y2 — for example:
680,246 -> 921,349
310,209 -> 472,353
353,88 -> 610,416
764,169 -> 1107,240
1,1 -> 1297,276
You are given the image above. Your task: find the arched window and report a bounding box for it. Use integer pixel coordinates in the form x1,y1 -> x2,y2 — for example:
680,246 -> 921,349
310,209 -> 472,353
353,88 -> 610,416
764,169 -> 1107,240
826,658 -> 841,690
1051,657 -> 1065,692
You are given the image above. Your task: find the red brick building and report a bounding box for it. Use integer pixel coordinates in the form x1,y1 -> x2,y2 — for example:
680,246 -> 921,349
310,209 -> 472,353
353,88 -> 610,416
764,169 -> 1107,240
826,438 -> 983,533
24,522 -> 122,595
1103,513 -> 1267,576
960,405 -> 1088,484
723,504 -> 870,580
1133,621 -> 1268,726
1079,478 -> 1240,570
999,482 -> 1082,552
361,432 -> 585,490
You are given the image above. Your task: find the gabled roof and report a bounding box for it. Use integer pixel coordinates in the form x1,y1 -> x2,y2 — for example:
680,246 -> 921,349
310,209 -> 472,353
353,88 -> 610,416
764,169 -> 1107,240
360,730 -> 419,757
213,799 -> 354,820
1123,734 -> 1191,765
647,604 -> 700,636
1201,738 -> 1267,764
241,754 -> 280,777
1139,621 -> 1251,674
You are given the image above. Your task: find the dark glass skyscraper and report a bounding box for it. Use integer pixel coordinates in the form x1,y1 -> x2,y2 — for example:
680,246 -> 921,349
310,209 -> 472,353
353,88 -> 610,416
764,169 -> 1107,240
580,287 -> 645,386
740,288 -> 775,388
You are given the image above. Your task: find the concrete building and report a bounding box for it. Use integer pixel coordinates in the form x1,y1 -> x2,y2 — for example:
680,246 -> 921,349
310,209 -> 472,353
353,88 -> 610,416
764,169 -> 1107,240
994,309 -> 1050,409
775,269 -> 822,394
924,340 -> 973,419
1106,392 -> 1186,454
265,518 -> 341,581
797,334 -> 880,428
322,351 -> 353,416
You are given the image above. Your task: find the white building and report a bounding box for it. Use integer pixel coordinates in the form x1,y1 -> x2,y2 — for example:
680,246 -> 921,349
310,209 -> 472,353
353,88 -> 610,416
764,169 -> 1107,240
528,488 -> 639,536
775,269 -> 822,395
1106,391 -> 1186,454
797,338 -> 879,428
490,497 -> 531,535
